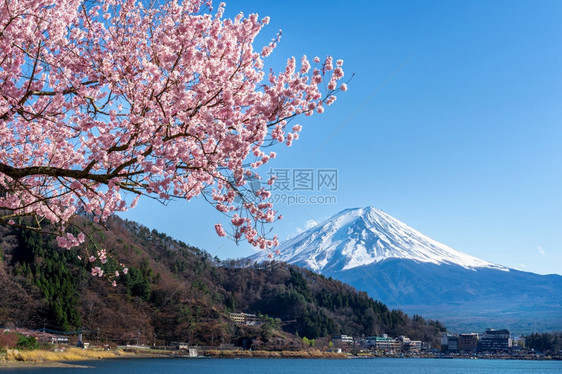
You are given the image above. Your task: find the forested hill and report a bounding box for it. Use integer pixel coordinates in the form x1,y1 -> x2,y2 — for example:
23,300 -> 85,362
0,216 -> 446,348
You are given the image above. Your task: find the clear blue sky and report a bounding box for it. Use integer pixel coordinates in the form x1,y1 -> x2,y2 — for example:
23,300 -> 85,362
121,0 -> 562,275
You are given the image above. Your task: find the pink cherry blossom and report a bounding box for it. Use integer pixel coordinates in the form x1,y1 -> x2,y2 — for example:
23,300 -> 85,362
215,223 -> 227,237
91,267 -> 104,277
97,249 -> 108,264
0,0 -> 346,256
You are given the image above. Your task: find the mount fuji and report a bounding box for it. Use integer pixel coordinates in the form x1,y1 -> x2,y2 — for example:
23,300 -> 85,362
249,207 -> 562,334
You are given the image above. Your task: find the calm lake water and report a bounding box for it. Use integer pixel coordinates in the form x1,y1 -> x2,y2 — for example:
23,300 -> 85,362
2,358 -> 561,373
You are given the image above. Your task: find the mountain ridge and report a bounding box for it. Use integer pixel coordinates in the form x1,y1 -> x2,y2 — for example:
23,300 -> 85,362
249,206 -> 562,334
251,206 -> 507,272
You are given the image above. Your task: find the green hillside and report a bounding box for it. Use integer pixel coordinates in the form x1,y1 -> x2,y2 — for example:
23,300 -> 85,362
0,216 -> 446,348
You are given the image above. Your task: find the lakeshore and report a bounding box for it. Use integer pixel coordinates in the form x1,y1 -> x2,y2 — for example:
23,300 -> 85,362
1,347 -> 560,370
0,347 -> 162,368
2,357 -> 562,374
0,361 -> 92,369
0,348 -> 346,368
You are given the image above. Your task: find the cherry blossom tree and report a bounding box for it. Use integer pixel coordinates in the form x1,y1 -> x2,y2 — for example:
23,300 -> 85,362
0,0 -> 346,258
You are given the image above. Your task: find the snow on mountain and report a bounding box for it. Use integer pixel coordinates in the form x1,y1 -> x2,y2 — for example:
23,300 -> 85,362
250,206 -> 507,273
248,206 -> 562,334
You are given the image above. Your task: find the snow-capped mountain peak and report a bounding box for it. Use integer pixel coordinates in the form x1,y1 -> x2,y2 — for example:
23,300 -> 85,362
249,206 -> 507,273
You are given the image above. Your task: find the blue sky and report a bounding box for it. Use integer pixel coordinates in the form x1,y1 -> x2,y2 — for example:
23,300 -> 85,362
121,0 -> 562,275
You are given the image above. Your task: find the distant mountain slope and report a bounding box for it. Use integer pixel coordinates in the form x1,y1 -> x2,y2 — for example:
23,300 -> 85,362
249,207 -> 562,334
334,259 -> 562,334
0,215 -> 445,347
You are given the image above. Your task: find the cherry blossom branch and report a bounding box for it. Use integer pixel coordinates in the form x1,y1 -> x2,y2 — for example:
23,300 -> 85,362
0,0 -> 348,254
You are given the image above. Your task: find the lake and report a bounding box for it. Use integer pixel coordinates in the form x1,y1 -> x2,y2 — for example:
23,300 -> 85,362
2,358 -> 561,373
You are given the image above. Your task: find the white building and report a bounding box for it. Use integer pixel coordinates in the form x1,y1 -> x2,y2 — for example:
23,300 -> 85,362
229,312 -> 261,326
332,335 -> 354,345
51,336 -> 69,345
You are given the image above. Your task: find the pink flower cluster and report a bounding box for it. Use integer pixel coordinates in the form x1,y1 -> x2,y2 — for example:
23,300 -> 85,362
91,267 -> 104,277
0,0 -> 346,256
88,258 -> 128,285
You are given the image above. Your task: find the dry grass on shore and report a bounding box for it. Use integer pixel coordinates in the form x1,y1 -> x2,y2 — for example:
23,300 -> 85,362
0,347 -> 346,366
1,347 -> 130,363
